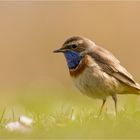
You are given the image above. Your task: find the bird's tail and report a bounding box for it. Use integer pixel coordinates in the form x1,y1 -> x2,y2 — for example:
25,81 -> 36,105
126,83 -> 140,95
118,82 -> 140,95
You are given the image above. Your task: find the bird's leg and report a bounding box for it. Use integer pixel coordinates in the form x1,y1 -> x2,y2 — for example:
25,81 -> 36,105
112,94 -> 117,115
98,99 -> 106,116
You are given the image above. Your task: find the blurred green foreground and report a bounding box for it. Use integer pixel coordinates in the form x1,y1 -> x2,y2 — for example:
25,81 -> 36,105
0,87 -> 140,139
1,1 -> 140,139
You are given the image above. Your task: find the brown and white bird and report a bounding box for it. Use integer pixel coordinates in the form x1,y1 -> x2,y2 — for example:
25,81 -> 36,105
54,36 -> 140,115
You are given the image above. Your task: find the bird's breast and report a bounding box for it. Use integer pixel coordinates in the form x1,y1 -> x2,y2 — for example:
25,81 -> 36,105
69,55 -> 99,78
69,55 -> 88,77
70,55 -> 121,99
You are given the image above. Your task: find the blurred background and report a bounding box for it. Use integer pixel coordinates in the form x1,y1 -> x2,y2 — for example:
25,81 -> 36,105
1,1 -> 140,138
0,1 -> 140,104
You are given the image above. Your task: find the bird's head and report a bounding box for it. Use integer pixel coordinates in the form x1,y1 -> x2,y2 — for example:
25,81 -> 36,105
53,36 -> 96,69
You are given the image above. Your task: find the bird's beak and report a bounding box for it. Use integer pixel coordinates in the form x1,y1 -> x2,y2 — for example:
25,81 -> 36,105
53,47 -> 66,53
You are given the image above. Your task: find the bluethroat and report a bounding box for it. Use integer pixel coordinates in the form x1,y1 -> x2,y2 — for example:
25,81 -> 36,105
54,36 -> 140,115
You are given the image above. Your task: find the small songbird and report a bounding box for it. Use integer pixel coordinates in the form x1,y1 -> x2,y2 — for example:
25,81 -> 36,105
53,36 -> 140,115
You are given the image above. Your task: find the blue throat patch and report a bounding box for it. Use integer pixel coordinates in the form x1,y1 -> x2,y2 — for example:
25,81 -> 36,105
64,51 -> 83,69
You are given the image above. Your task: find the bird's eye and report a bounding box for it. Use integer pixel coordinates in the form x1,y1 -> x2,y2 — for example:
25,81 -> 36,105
71,44 -> 77,49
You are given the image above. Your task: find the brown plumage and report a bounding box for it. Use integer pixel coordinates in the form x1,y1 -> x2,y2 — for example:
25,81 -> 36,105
88,46 -> 140,92
54,36 -> 140,115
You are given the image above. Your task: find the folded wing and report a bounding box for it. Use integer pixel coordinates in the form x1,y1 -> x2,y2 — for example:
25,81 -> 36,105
88,46 -> 140,91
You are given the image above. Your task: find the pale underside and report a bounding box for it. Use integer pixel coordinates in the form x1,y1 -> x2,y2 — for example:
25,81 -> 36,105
71,52 -> 140,99
72,56 -> 122,99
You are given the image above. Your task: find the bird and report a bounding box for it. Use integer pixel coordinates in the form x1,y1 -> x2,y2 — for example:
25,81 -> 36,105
53,36 -> 140,115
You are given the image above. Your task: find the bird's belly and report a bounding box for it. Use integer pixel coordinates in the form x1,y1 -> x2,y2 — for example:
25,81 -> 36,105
72,67 -> 121,99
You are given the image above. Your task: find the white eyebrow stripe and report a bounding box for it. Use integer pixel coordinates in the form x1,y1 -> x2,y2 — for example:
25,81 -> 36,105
65,40 -> 84,46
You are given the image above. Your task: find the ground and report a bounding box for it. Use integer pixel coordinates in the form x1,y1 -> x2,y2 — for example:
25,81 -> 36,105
0,88 -> 140,139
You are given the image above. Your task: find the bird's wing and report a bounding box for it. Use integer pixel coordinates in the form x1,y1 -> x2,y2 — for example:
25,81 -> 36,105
88,46 -> 140,90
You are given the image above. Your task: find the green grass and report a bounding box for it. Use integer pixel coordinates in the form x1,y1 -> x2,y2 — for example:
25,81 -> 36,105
1,88 -> 140,139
